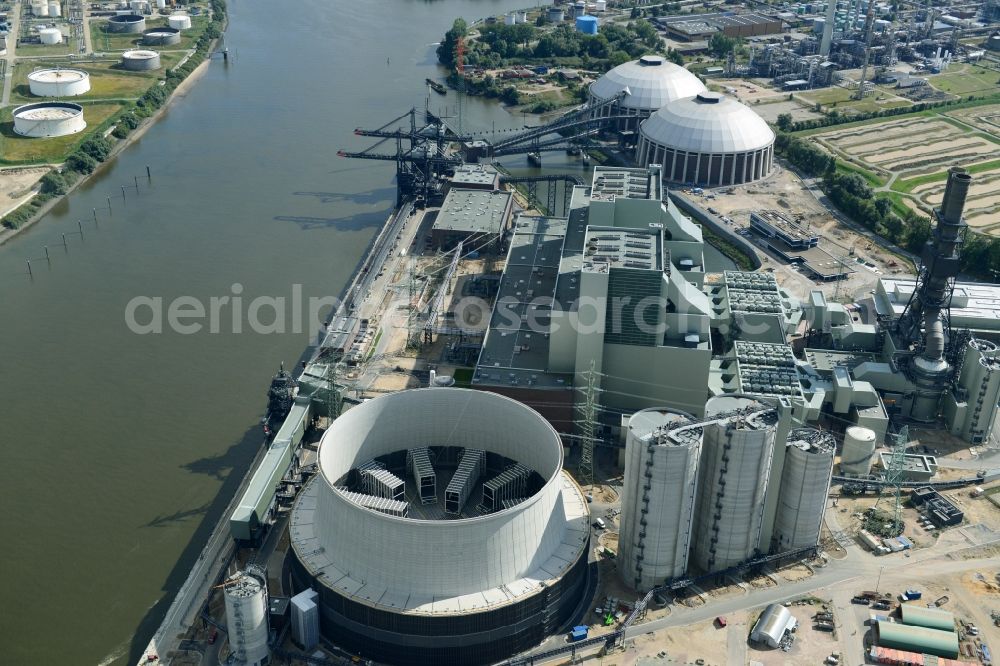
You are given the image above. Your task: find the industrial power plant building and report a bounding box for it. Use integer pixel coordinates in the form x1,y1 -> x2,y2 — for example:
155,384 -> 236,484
288,388 -> 589,666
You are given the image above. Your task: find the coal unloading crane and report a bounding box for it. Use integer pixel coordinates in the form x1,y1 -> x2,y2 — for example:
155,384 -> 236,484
337,93 -> 630,204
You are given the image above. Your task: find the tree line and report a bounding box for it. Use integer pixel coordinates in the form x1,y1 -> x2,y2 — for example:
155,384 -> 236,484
774,132 -> 1000,280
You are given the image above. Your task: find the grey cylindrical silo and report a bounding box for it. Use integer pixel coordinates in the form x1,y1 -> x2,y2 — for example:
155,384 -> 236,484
771,428 -> 835,553
619,408 -> 701,591
689,401 -> 776,573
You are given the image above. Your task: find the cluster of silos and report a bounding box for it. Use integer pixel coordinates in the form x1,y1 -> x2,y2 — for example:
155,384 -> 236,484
29,0 -> 61,17
840,425 -> 877,476
771,429 -> 835,553
224,568 -> 270,666
689,397 -> 777,573
503,10 -> 529,25
619,408 -> 701,591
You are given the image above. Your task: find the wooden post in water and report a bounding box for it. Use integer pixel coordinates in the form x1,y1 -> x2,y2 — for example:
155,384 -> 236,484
121,185 -> 127,200
146,165 -> 151,180
134,175 -> 139,190
93,207 -> 98,222
78,220 -> 83,236
107,195 -> 113,214
62,233 -> 67,248
44,246 -> 50,262
26,260 -> 32,277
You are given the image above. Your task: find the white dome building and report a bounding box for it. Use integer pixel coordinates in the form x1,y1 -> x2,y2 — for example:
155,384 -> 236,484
289,388 -> 590,666
636,91 -> 775,187
589,55 -> 707,131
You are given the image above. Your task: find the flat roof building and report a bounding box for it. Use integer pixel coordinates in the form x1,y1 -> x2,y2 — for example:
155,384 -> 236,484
659,12 -> 783,40
750,210 -> 819,250
472,165 -> 714,422
431,188 -> 513,250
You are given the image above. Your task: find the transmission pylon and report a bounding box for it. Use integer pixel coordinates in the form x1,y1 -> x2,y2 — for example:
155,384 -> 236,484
577,361 -> 597,486
874,425 -> 908,533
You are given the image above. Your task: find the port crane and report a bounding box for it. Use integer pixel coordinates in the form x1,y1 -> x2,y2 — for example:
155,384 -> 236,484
337,92 -> 632,204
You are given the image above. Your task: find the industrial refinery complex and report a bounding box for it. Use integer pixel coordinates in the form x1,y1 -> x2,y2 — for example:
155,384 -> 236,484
124,2 -> 1000,666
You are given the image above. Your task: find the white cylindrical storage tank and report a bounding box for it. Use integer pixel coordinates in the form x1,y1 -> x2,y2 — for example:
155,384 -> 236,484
689,397 -> 777,573
547,7 -> 565,22
619,408 -> 701,591
637,92 -> 776,186
771,429 -> 835,553
167,13 -> 191,29
596,0 -> 607,11
121,49 -> 161,71
13,102 -> 86,137
130,0 -> 147,13
39,27 -> 62,45
107,13 -> 146,32
142,27 -> 180,46
589,55 -> 707,132
34,2 -> 50,17
47,1 -> 61,17
224,569 -> 270,666
28,68 -> 91,97
505,12 -> 516,25
156,0 -> 166,7
841,426 -> 877,476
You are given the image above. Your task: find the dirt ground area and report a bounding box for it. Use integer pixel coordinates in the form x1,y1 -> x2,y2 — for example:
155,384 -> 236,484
779,564 -> 814,583
0,167 -> 48,217
752,99 -> 824,123
625,615 -> 732,666
691,165 -> 895,302
946,103 -> 1000,138
747,602 -> 840,666
711,78 -> 789,104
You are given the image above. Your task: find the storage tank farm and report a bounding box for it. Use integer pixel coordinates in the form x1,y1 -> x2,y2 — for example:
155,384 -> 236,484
224,567 -> 270,666
840,425 -> 878,476
619,408 -> 701,591
771,428 -> 835,552
689,396 -> 777,574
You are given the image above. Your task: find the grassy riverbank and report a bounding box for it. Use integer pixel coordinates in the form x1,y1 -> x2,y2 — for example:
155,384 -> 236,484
702,225 -> 757,271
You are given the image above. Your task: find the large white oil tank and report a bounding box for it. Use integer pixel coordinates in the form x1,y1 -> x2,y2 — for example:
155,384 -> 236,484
13,102 -> 86,138
130,0 -> 148,13
224,569 -> 270,666
619,408 -> 701,591
596,0 -> 607,11
505,12 -> 516,25
516,10 -> 528,23
167,13 -> 191,30
155,0 -> 165,8
33,2 -> 50,17
771,429 -> 835,553
841,426 -> 877,476
39,28 -> 62,45
47,1 -> 61,17
28,68 -> 91,97
689,397 -> 777,573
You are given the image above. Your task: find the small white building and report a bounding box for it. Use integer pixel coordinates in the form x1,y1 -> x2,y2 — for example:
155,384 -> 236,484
290,588 -> 319,651
751,603 -> 797,648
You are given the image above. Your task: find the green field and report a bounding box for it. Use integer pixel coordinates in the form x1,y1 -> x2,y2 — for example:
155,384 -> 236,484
90,15 -> 210,52
10,58 -> 178,102
797,85 -> 912,115
15,40 -> 78,57
928,63 -> 1000,97
0,102 -> 125,164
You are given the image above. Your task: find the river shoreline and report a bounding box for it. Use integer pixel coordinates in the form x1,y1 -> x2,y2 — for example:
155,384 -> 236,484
0,34 -> 221,249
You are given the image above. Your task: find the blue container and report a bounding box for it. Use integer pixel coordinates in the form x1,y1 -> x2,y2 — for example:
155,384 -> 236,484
575,15 -> 599,34
570,626 -> 588,641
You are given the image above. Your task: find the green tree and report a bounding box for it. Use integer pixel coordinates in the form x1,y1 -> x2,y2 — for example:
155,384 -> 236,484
665,48 -> 684,66
436,18 -> 467,68
709,33 -> 739,58
776,113 -> 794,131
500,86 -> 520,105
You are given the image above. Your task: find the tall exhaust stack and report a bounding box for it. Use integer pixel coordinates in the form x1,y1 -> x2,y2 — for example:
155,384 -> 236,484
897,167 -> 971,421
820,0 -> 837,56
